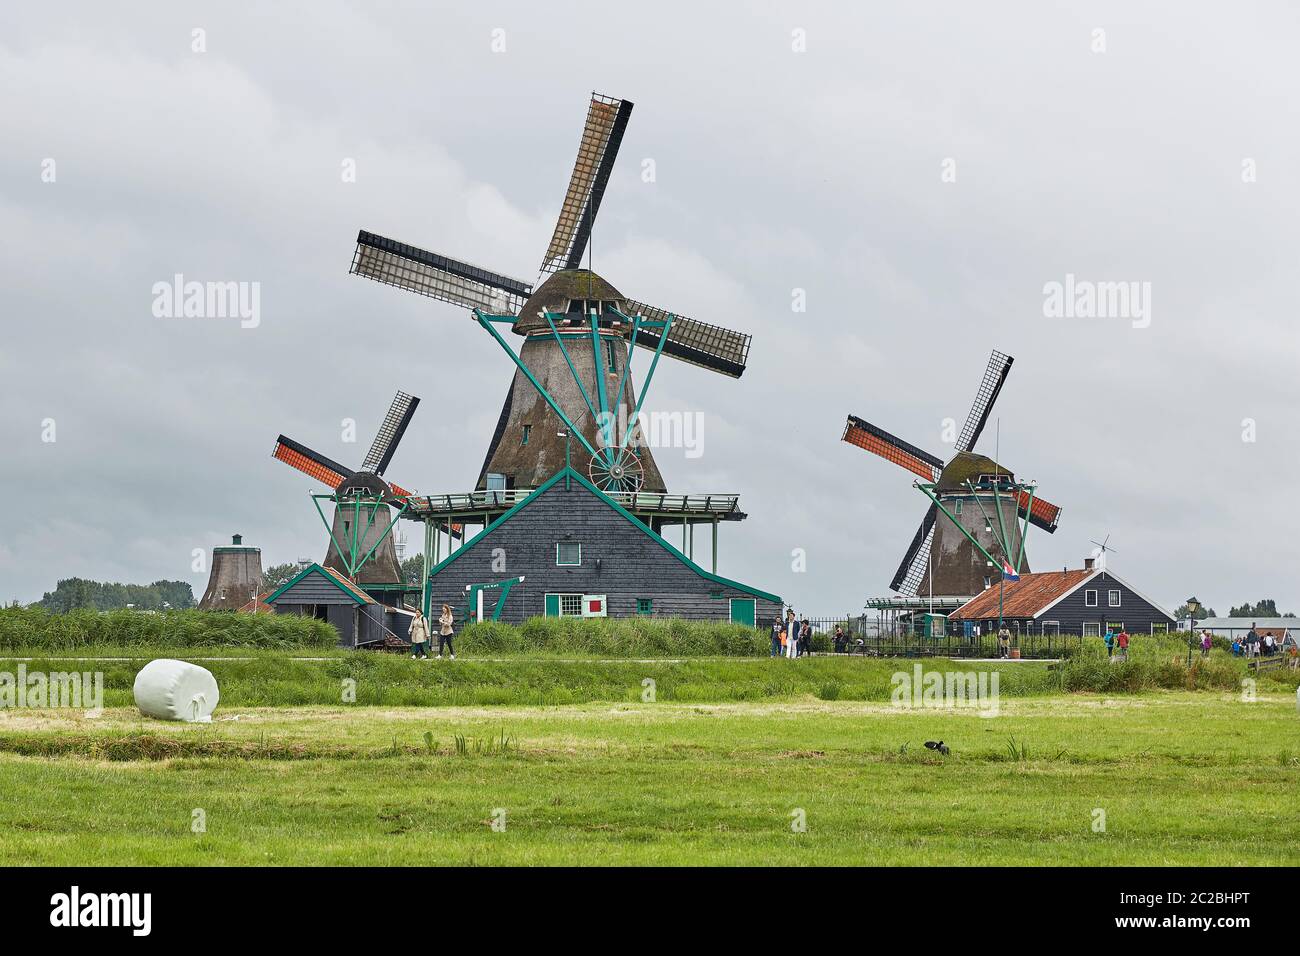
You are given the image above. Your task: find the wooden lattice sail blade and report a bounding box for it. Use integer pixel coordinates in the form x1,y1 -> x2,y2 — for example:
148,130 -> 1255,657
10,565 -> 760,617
956,350 -> 1013,453
363,391 -> 420,475
891,505 -> 938,595
351,231 -> 530,314
842,415 -> 944,481
1018,490 -> 1061,533
621,300 -> 751,377
272,436 -> 353,489
540,93 -> 634,276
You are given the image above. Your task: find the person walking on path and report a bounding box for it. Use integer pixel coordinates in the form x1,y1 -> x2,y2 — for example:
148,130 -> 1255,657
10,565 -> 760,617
1104,629 -> 1115,659
408,606 -> 431,660
785,609 -> 800,659
770,615 -> 784,657
1200,630 -> 1213,658
997,627 -> 1011,659
436,603 -> 456,660
1117,628 -> 1130,662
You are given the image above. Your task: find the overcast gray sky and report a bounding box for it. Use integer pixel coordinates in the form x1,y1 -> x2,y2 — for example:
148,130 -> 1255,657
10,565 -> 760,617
2,1 -> 1297,615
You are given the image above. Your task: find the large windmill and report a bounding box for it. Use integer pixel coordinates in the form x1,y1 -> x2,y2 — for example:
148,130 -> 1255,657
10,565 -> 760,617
842,351 -> 1062,597
271,391 -> 419,587
348,93 -> 751,495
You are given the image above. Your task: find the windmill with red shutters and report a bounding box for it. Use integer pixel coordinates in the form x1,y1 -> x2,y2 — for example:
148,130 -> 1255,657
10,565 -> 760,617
271,391 -> 420,588
842,350 -> 1062,599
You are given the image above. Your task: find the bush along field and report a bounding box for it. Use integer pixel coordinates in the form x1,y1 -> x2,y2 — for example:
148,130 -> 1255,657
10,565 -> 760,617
0,606 -> 338,652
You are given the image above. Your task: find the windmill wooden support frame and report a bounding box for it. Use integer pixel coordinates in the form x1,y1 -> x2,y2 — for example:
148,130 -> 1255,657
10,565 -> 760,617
474,305 -> 672,493
913,479 -> 1037,575
310,489 -> 408,581
914,477 -> 1038,633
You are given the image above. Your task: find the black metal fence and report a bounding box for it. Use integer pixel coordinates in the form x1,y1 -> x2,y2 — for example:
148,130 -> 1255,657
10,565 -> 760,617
798,616 -> 1083,659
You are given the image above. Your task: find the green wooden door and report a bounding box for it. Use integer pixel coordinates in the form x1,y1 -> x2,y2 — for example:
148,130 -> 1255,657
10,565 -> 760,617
544,593 -> 560,617
729,598 -> 756,627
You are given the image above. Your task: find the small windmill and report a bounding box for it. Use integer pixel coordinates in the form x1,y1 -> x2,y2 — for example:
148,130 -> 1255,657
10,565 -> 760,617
842,350 -> 1063,597
1089,534 -> 1118,570
271,391 -> 419,586
348,93 -> 752,494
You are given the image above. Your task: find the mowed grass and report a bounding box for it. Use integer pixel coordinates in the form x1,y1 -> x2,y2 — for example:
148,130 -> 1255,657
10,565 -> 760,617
1,692 -> 1297,865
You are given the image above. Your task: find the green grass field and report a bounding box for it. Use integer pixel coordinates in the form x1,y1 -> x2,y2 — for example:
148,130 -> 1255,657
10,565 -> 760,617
1,650 -> 1297,865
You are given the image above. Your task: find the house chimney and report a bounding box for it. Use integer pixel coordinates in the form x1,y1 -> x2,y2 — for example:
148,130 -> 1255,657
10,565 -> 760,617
1084,557 -> 1096,571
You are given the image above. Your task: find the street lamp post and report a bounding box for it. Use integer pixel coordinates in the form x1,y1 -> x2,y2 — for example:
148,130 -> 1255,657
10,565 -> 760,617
1185,597 -> 1200,668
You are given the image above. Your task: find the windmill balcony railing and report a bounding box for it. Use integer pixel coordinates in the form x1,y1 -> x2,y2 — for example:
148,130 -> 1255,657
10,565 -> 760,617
400,488 -> 742,518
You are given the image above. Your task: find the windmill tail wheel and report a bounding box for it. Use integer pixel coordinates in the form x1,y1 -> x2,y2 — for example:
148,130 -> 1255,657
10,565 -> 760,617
588,448 -> 644,493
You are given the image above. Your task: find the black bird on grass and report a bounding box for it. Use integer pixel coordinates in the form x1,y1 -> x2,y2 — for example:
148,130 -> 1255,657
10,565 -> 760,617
924,740 -> 950,756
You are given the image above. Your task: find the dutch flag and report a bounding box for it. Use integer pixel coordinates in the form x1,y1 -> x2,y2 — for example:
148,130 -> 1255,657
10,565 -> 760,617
1001,561 -> 1020,582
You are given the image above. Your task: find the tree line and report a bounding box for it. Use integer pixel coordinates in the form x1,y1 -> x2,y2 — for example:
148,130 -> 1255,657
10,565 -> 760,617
38,578 -> 195,612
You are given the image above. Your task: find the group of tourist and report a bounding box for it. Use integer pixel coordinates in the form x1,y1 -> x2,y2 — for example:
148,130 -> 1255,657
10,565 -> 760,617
407,604 -> 456,660
770,609 -> 815,658
1103,627 -> 1131,661
1226,624 -> 1295,658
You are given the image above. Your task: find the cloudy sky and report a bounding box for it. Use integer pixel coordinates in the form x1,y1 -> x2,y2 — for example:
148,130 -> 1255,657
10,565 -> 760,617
2,2 -> 1297,615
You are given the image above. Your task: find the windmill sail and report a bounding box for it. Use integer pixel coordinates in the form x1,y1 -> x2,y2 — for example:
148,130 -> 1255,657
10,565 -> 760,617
956,350 -> 1013,453
273,436 -> 355,489
620,300 -> 752,378
540,93 -> 634,276
363,391 -> 420,475
351,231 -> 531,314
891,504 -> 938,595
842,416 -> 944,481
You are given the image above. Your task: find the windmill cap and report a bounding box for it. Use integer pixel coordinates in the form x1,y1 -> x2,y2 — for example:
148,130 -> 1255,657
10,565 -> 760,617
512,269 -> 626,335
936,451 -> 1016,492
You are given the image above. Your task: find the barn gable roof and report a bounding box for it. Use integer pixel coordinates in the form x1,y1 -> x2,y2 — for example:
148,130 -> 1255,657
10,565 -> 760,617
425,466 -> 781,604
265,563 -> 375,606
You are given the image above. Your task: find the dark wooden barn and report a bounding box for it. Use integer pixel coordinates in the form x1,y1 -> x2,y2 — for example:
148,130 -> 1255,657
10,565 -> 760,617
949,563 -> 1176,636
423,467 -> 781,626
265,563 -> 411,647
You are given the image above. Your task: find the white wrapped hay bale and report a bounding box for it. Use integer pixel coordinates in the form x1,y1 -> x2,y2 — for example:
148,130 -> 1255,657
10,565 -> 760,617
133,659 -> 220,722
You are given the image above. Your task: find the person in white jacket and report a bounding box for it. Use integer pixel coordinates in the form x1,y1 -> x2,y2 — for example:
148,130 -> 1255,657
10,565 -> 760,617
437,604 -> 456,660
408,607 -> 431,659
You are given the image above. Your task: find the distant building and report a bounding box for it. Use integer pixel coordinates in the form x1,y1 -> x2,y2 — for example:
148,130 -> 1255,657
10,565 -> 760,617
950,561 -> 1176,636
1192,617 -> 1298,640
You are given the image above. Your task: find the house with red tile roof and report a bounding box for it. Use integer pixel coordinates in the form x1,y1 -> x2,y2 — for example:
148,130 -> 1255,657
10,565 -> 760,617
950,560 -> 1176,636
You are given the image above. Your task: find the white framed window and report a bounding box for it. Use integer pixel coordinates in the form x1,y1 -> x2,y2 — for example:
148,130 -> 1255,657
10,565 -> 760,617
1042,621 -> 1060,635
1083,622 -> 1101,637
1151,622 -> 1168,634
559,593 -> 582,616
983,576 -> 991,590
1108,589 -> 1121,607
556,542 -> 581,566
1085,589 -> 1098,607
953,500 -> 963,516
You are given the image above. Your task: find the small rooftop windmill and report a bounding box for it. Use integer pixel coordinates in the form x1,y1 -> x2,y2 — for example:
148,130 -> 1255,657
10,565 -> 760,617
271,391 -> 420,587
348,93 -> 752,494
1089,534 -> 1118,570
843,350 -> 1062,597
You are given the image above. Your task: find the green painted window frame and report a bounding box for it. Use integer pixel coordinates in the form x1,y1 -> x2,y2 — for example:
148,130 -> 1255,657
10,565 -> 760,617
544,593 -> 583,617
521,424 -> 531,445
953,499 -> 963,516
556,542 -> 581,566
636,598 -> 652,615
